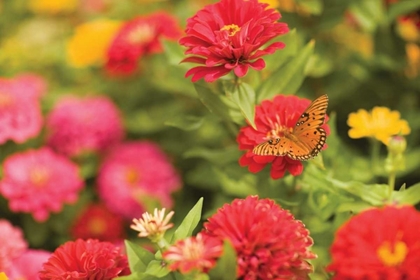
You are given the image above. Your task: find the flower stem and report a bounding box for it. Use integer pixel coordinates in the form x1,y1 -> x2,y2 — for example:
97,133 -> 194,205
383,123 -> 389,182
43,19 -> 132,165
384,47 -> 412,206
388,171 -> 396,200
370,139 -> 381,175
157,238 -> 170,250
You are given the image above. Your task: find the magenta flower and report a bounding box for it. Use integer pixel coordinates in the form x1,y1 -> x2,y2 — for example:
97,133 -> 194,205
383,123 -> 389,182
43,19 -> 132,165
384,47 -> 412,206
179,0 -> 289,82
0,148 -> 84,221
0,74 -> 46,144
97,141 -> 181,220
39,239 -> 130,279
0,219 -> 28,271
46,95 -> 124,157
6,249 -> 50,279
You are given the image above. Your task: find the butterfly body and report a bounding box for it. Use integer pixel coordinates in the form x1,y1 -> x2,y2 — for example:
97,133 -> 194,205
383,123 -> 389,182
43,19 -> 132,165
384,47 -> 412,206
252,95 -> 328,161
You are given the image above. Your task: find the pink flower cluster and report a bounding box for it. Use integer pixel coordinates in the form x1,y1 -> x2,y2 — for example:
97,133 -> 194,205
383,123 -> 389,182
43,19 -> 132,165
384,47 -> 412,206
0,74 -> 46,144
97,142 -> 181,220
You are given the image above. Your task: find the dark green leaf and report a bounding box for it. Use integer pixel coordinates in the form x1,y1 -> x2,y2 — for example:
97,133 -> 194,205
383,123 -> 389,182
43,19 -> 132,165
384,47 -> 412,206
165,115 -> 204,131
194,82 -> 233,122
171,198 -> 203,242
257,40 -> 315,102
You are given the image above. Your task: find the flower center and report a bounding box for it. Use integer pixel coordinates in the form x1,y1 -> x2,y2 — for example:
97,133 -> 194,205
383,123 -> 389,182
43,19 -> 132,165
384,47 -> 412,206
220,24 -> 241,36
125,167 -> 140,186
377,240 -> 408,266
126,23 -> 155,45
0,92 -> 13,108
88,217 -> 107,235
29,167 -> 50,187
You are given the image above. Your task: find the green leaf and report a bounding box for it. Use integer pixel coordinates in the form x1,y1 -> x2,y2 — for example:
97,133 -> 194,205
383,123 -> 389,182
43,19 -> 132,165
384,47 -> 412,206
183,146 -> 242,166
194,82 -> 233,122
224,82 -> 256,129
257,40 -> 315,102
386,1 -> 420,24
165,115 -> 204,131
162,40 -> 188,68
298,0 -> 323,15
125,240 -> 155,272
208,240 -> 237,280
329,179 -> 389,206
349,0 -> 384,32
145,260 -> 170,277
212,166 -> 258,197
392,182 -> 420,205
263,29 -> 298,73
171,198 -> 203,242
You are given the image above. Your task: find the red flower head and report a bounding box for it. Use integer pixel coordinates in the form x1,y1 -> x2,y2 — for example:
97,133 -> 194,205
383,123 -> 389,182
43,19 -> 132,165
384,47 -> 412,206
39,239 -> 130,279
327,205 -> 420,279
163,233 -> 223,274
237,95 -> 330,179
0,148 -> 84,221
97,141 -> 181,220
71,203 -> 126,243
204,196 -> 317,279
46,96 -> 124,157
106,11 -> 182,75
0,74 -> 46,144
179,0 -> 289,82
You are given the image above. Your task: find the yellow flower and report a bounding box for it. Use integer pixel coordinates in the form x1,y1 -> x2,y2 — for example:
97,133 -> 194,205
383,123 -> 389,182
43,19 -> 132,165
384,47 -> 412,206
28,0 -> 78,14
0,272 -> 9,280
347,107 -> 411,145
67,19 -> 122,68
259,0 -> 279,9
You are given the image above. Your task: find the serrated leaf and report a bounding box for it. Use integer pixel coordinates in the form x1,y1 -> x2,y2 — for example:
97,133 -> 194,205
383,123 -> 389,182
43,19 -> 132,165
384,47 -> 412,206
208,240 -> 237,280
125,240 -> 155,272
257,40 -> 315,102
171,198 -> 203,242
165,115 -> 204,131
224,82 -> 256,129
392,182 -> 420,206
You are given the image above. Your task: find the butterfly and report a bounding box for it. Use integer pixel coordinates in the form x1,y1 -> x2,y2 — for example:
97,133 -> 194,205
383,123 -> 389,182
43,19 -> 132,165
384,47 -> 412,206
252,94 -> 328,161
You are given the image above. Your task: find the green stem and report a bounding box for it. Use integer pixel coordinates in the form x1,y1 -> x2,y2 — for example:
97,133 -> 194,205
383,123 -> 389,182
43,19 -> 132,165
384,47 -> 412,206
388,171 -> 396,200
370,139 -> 381,176
157,238 -> 170,250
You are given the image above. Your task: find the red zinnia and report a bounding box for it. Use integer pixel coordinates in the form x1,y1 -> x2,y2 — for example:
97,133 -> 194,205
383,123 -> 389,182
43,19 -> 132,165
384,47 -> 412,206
163,233 -> 223,274
179,0 -> 289,82
71,203 -> 126,243
106,11 -> 182,75
39,239 -> 130,279
327,205 -> 420,279
204,196 -> 317,280
237,95 -> 330,179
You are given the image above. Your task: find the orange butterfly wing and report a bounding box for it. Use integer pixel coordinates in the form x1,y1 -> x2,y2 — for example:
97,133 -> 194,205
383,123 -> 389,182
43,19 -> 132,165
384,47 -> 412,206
252,95 -> 328,161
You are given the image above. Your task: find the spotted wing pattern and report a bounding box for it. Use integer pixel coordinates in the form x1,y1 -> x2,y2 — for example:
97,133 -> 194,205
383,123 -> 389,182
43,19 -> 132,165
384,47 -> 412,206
252,95 -> 328,161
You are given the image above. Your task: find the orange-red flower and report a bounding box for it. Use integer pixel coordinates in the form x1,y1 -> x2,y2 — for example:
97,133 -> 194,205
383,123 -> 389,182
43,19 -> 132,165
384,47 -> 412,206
39,239 -> 130,279
179,0 -> 289,82
204,196 -> 316,279
328,206 -> 420,279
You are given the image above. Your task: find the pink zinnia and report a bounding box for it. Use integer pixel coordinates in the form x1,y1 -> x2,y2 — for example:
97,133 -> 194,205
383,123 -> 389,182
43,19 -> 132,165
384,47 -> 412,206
237,95 -> 330,179
179,0 -> 289,82
0,147 -> 84,221
204,196 -> 317,279
163,233 -> 223,274
39,239 -> 130,279
71,203 -> 126,243
327,206 -> 420,279
97,141 -> 181,220
0,219 -> 28,271
6,249 -> 50,279
46,96 -> 124,157
106,12 -> 182,75
0,74 -> 46,144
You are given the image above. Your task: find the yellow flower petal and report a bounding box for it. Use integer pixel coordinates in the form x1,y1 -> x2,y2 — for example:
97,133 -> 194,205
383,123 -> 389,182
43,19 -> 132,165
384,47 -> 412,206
347,106 -> 411,145
67,19 -> 122,68
28,0 -> 78,14
259,0 -> 279,9
0,272 -> 8,280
